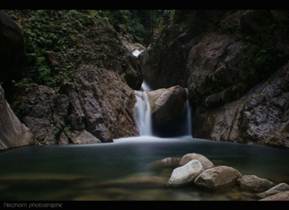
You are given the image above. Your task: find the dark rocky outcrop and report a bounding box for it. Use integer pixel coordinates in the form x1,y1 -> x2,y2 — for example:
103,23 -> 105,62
0,11 -> 25,99
0,85 -> 33,150
13,65 -> 137,144
143,10 -> 289,147
0,11 -> 142,147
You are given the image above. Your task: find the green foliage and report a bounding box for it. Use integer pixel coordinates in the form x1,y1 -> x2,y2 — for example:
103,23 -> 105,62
6,10 -> 173,88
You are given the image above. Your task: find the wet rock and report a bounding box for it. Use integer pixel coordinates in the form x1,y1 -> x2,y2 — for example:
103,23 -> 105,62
238,175 -> 274,192
194,166 -> 241,190
168,160 -> 203,186
260,191 -> 289,201
258,183 -> 289,198
0,85 -> 33,150
149,157 -> 181,170
179,153 -> 214,169
147,85 -> 188,136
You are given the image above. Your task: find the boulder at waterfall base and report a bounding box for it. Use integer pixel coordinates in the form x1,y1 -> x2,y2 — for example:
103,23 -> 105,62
147,85 -> 188,136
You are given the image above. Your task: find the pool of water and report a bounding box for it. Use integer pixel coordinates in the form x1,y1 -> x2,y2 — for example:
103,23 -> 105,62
0,136 -> 289,200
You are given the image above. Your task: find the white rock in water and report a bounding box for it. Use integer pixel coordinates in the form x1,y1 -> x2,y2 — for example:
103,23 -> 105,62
168,160 -> 203,186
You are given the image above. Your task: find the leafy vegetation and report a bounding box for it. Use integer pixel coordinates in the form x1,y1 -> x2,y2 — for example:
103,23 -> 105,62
6,10 -> 174,88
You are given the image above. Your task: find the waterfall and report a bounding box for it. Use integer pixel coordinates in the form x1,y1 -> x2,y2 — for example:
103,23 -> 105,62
141,81 -> 151,92
134,90 -> 152,136
185,98 -> 193,136
132,49 -> 144,58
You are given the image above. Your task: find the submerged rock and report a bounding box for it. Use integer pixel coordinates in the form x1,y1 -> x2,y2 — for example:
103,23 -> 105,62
194,166 -> 241,190
258,183 -> 289,198
238,175 -> 274,192
260,191 -> 289,201
95,175 -> 168,189
149,157 -> 181,170
179,153 -> 214,169
0,85 -> 33,150
168,160 -> 203,186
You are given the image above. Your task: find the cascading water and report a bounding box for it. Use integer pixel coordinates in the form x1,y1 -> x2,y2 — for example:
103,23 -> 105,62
130,49 -> 193,138
141,81 -> 151,92
134,90 -> 152,136
185,89 -> 193,136
133,81 -> 193,138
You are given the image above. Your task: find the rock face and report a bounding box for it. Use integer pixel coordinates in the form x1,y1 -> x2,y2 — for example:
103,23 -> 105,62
179,153 -> 214,169
260,191 -> 289,201
238,175 -> 274,192
0,11 -> 25,88
147,85 -> 188,136
0,11 -> 142,146
0,85 -> 33,150
194,166 -> 241,189
258,183 -> 289,198
143,10 -> 289,147
13,65 -> 137,144
168,160 -> 203,186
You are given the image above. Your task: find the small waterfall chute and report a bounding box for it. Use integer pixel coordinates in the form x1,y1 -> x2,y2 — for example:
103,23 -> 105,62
134,90 -> 152,136
185,89 -> 192,136
132,49 -> 144,58
141,81 -> 151,92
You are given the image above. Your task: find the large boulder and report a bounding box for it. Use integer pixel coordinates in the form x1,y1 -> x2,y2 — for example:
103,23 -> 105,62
194,166 -> 241,190
0,85 -> 33,150
13,65 -> 137,144
168,160 -> 204,186
238,175 -> 274,192
179,153 -> 214,169
258,183 -> 289,198
147,85 -> 188,136
0,11 -> 25,87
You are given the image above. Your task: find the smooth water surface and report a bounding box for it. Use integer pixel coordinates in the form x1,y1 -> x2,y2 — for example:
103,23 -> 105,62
0,137 -> 289,200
